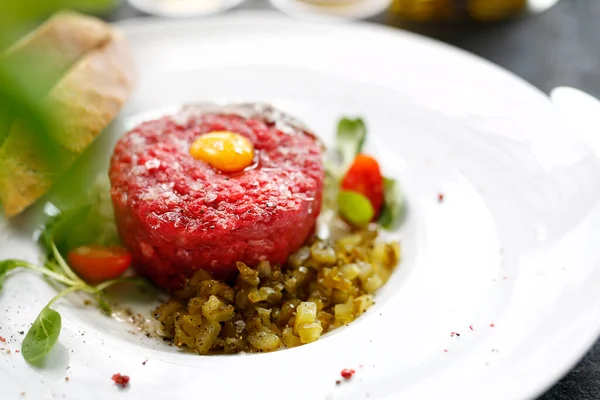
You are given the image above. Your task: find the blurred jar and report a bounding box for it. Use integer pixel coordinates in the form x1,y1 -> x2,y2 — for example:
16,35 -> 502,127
390,0 -> 531,22
77,0 -> 122,14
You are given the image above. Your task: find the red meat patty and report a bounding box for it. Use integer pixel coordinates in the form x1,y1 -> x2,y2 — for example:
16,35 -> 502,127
109,104 -> 325,290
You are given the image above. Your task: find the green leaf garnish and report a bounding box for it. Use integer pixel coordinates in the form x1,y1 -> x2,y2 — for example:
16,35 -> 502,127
95,276 -> 149,291
378,177 -> 405,230
41,176 -> 121,254
96,293 -> 112,315
43,260 -> 63,275
336,117 -> 366,174
338,190 -> 374,227
40,204 -> 92,254
0,259 -> 19,290
22,306 -> 61,363
0,200 -> 146,363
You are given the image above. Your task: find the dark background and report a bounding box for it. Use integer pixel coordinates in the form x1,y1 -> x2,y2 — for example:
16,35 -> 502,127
107,0 -> 600,398
385,0 -> 600,99
391,2 -> 600,398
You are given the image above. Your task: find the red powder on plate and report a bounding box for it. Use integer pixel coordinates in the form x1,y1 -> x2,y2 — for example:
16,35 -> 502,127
112,373 -> 130,388
341,369 -> 355,379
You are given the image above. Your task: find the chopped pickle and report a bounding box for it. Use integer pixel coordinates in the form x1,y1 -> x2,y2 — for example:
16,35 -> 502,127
189,269 -> 214,286
202,295 -> 235,322
357,261 -> 374,282
277,299 -> 301,326
195,320 -> 221,355
224,337 -> 248,354
198,280 -> 235,303
298,321 -> 323,344
310,241 -> 337,265
153,300 -> 184,338
248,331 -> 282,352
354,294 -> 375,315
334,297 -> 355,325
331,288 -> 350,304
340,263 -> 360,280
294,302 -> 317,334
256,260 -> 272,278
153,230 -> 400,355
317,311 -> 335,332
364,274 -> 383,294
188,297 -> 204,315
281,327 -> 302,348
237,261 -> 260,286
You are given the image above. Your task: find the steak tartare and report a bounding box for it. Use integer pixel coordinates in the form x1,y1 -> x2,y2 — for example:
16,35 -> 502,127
109,104 -> 325,290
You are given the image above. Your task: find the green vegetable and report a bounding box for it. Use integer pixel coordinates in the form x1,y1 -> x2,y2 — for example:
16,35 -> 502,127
330,117 -> 406,231
337,190 -> 374,227
95,293 -> 113,315
378,178 -> 405,230
40,205 -> 91,254
40,177 -> 121,256
0,260 -> 20,290
0,204 -> 147,363
22,306 -> 62,363
324,117 -> 369,215
335,118 -> 366,175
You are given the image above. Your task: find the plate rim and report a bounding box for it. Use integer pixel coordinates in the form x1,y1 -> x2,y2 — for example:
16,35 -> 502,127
2,10 -> 598,400
115,12 -> 600,399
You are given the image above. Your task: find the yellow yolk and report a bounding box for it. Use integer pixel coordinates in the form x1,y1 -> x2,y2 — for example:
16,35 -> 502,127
190,131 -> 255,173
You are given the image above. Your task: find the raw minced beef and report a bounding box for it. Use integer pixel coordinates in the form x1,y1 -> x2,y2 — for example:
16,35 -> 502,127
109,104 -> 325,290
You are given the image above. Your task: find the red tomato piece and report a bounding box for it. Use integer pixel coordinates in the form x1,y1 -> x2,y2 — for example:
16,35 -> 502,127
67,245 -> 132,283
341,154 -> 384,219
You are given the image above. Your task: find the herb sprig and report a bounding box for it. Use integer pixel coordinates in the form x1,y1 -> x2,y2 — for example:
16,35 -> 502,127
0,208 -> 144,363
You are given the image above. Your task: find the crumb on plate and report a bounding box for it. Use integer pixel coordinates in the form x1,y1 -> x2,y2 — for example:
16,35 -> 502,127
341,369 -> 355,379
111,373 -> 130,388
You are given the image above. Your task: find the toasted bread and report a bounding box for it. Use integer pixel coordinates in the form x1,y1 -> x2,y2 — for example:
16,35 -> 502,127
1,11 -> 112,97
47,30 -> 135,153
0,29 -> 135,217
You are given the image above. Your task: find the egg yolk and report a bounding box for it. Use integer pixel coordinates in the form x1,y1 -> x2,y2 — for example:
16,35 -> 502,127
190,131 -> 255,173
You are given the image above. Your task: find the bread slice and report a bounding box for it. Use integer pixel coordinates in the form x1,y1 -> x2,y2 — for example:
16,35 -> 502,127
0,30 -> 135,217
0,11 -> 113,149
1,10 -> 112,98
46,30 -> 136,153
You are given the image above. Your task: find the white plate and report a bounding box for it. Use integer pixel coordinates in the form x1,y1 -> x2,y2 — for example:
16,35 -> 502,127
2,11 -> 600,400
